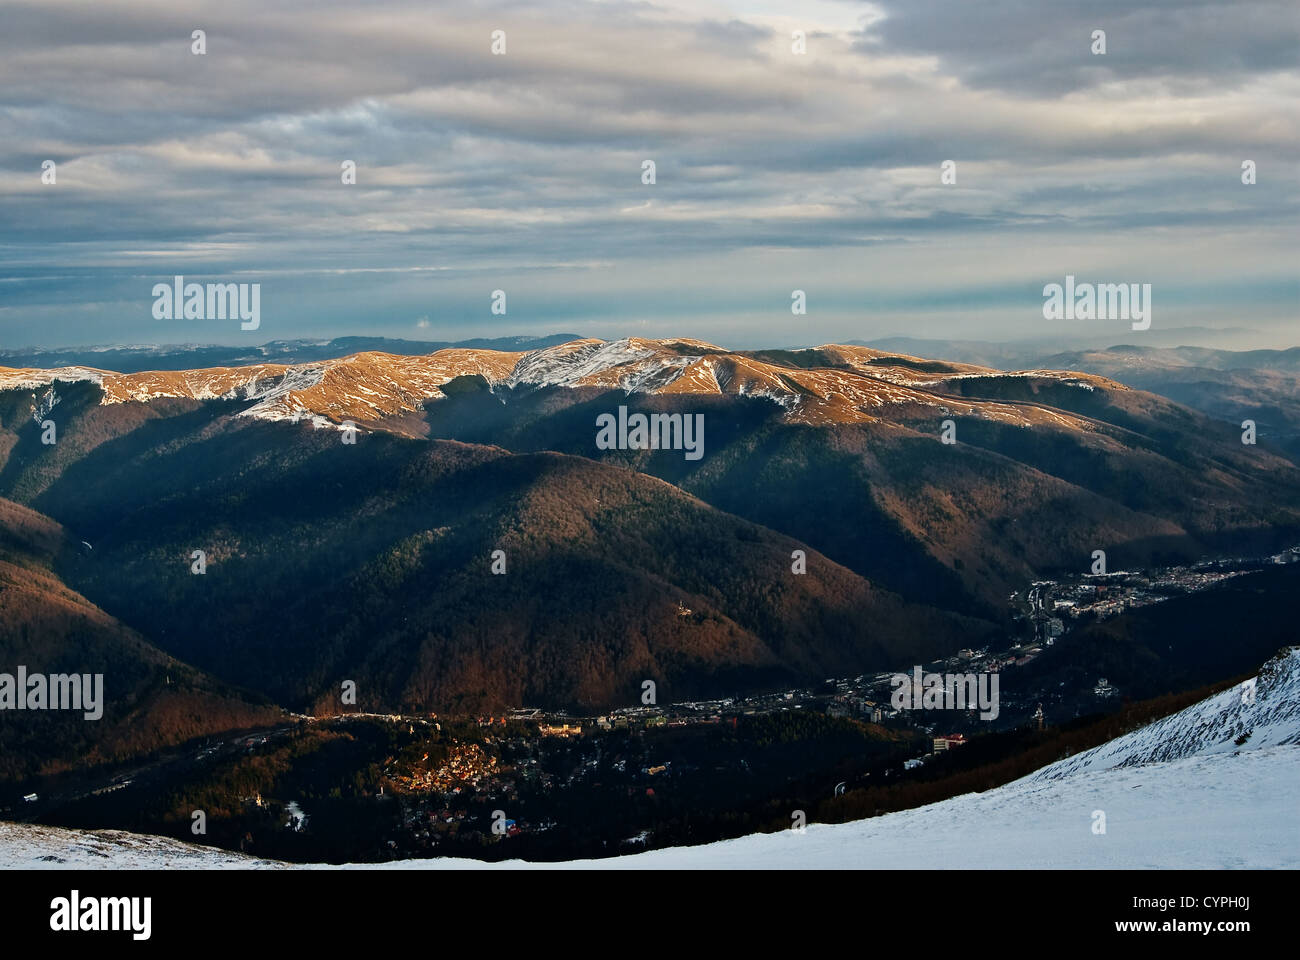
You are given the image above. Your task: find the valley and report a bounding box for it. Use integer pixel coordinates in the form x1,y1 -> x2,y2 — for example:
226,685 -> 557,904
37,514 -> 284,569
2,336 -> 1298,863
6,544 -> 1295,863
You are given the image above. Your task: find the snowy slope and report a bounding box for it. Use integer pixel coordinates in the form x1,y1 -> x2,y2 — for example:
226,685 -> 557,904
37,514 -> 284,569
1027,646 -> 1300,782
4,648 -> 1297,870
0,338 -> 1117,430
4,745 -> 1295,870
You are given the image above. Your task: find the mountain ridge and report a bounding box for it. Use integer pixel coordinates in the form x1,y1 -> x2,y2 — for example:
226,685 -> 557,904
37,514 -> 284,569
3,337 -> 1299,714
0,336 -> 1131,432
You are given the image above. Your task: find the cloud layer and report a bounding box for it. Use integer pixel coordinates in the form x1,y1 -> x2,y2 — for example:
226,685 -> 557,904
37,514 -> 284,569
1,0 -> 1296,348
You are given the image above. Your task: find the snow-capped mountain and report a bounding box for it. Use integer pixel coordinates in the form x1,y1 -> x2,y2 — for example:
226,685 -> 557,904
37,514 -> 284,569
6,648 -> 1295,870
0,337 -> 1118,430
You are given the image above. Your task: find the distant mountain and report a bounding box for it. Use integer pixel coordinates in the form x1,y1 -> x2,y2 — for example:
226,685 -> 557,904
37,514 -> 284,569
0,416 -> 989,714
854,337 -> 1045,370
0,334 -> 1246,435
3,337 -> 1299,715
1031,345 -> 1300,458
0,334 -> 582,375
416,339 -> 1300,609
860,327 -> 1269,365
859,338 -> 1300,458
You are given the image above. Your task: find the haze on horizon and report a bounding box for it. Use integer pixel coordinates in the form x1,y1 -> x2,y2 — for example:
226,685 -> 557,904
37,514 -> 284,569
1,0 -> 1297,351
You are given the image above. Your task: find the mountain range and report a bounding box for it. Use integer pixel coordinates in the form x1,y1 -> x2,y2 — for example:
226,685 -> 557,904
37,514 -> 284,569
865,337 -> 1300,459
3,336 -> 1299,752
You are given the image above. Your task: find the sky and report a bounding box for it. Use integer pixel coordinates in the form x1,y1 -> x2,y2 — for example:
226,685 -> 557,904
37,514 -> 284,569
1,0 -> 1297,350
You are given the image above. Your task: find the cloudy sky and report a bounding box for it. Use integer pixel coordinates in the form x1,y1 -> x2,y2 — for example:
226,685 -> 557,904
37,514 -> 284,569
2,0 -> 1296,349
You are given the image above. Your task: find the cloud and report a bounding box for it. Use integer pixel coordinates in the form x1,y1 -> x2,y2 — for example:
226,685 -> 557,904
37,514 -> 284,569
859,0 -> 1300,96
0,0 -> 1295,347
